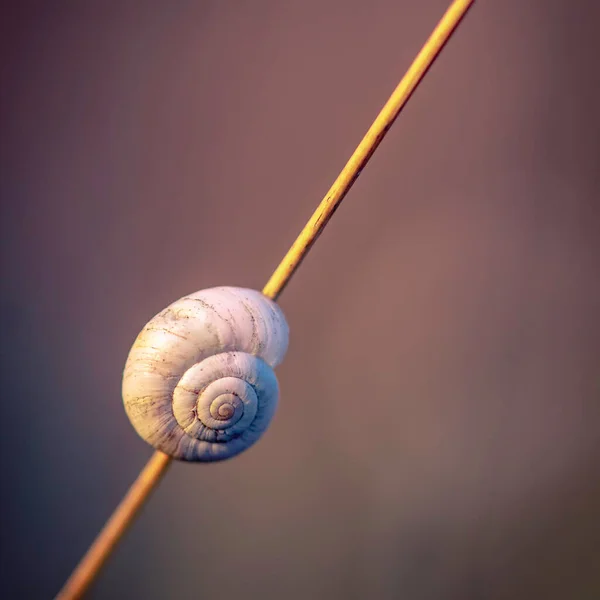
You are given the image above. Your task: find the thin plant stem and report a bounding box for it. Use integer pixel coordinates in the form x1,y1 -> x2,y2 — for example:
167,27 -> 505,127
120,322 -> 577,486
55,1 -> 475,598
56,451 -> 171,600
263,0 -> 475,301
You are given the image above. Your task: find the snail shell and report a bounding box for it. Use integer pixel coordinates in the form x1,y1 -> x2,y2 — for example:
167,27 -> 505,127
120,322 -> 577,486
122,287 -> 289,462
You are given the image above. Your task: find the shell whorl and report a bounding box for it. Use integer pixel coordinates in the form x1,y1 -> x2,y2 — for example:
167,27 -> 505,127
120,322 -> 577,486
122,287 -> 289,461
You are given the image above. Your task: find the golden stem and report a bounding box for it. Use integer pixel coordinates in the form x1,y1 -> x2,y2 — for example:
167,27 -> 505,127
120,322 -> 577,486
56,451 -> 171,600
55,1 -> 475,598
263,0 -> 476,301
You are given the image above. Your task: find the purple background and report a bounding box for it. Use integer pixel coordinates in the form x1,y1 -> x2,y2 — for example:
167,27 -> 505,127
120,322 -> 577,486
1,1 -> 599,598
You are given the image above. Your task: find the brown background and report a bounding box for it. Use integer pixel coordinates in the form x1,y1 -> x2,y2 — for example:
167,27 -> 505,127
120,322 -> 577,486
1,1 -> 599,598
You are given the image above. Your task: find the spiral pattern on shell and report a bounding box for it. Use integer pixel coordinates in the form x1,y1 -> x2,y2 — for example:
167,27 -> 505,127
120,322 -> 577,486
122,287 -> 289,461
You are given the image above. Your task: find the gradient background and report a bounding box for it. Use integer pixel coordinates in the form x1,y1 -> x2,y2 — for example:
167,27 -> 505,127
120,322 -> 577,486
1,1 -> 599,598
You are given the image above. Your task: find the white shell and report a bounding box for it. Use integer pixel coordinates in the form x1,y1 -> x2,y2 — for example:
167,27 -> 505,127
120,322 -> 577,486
122,287 -> 289,461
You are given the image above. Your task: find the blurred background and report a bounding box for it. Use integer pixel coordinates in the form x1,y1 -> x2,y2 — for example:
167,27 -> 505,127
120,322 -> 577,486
1,1 -> 599,598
